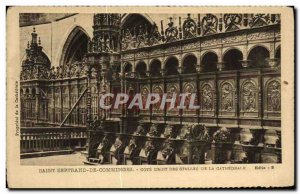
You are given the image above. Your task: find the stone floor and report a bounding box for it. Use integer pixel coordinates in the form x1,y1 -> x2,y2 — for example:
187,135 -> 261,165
20,152 -> 86,166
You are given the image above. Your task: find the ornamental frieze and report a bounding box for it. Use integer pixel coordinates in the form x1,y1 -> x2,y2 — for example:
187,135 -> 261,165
122,53 -> 134,60
135,51 -> 148,58
201,38 -> 221,47
149,48 -> 163,56
275,30 -> 281,37
222,34 -> 246,44
182,42 -> 199,50
165,45 -> 180,53
247,31 -> 274,40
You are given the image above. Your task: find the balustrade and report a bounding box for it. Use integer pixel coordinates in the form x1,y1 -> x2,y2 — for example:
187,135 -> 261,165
20,127 -> 87,155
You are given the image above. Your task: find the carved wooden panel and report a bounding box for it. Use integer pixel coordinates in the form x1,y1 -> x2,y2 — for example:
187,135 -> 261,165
166,83 -> 180,115
182,81 -> 197,116
239,78 -> 259,118
152,83 -> 164,116
264,77 -> 281,118
199,80 -> 215,116
140,84 -> 150,114
218,79 -> 236,117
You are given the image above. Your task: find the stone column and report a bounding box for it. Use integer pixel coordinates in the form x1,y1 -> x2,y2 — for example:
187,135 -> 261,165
240,60 -> 251,68
35,87 -> 39,123
217,62 -> 225,71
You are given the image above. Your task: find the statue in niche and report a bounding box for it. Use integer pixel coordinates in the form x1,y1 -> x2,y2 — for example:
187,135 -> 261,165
267,80 -> 281,111
221,83 -> 233,111
202,84 -> 213,110
242,81 -> 256,112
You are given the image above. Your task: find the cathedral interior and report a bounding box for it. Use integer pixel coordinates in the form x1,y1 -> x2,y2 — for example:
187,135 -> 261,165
19,13 -> 281,165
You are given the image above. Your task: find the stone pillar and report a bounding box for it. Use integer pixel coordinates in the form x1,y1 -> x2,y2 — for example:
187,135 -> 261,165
35,87 -> 39,123
217,62 -> 225,71
267,42 -> 279,68
240,60 -> 251,68
86,66 -> 93,159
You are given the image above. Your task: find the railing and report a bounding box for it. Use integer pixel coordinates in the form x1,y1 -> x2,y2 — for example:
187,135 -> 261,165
20,126 -> 87,155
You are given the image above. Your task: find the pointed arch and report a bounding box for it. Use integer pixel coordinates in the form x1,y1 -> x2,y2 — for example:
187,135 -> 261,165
59,25 -> 90,66
121,14 -> 154,28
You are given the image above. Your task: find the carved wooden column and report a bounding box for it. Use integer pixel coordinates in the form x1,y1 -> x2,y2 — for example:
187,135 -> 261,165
35,87 -> 39,123
211,127 -> 234,164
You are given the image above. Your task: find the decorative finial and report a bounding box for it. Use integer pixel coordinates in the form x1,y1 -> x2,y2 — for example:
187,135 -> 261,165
38,37 -> 41,45
27,41 -> 30,48
33,27 -> 36,33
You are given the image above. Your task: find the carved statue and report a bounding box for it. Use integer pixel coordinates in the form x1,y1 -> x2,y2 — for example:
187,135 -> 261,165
267,80 -> 281,111
242,81 -> 256,112
162,142 -> 176,164
113,137 -> 127,165
128,137 -> 142,165
97,135 -> 111,164
145,140 -> 159,164
202,84 -> 213,110
221,83 -> 233,111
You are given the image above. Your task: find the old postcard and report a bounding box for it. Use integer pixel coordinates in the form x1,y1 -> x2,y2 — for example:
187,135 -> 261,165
6,6 -> 294,188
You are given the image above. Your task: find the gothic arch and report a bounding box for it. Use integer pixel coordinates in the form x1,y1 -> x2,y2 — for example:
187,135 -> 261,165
121,14 -> 154,29
59,25 -> 90,66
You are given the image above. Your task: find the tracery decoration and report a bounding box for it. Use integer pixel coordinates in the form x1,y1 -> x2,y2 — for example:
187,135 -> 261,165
223,14 -> 242,32
202,14 -> 218,35
249,14 -> 271,28
165,17 -> 178,43
183,14 -> 197,39
148,23 -> 162,46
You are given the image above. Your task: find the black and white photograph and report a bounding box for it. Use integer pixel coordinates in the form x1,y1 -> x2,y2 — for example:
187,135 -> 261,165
19,12 -> 282,165
6,6 -> 294,189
